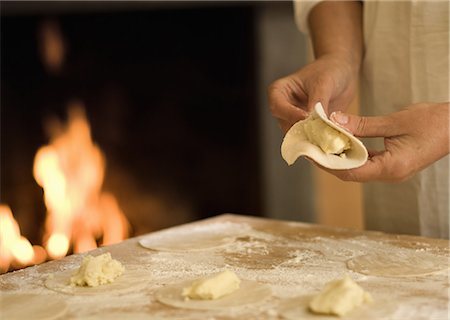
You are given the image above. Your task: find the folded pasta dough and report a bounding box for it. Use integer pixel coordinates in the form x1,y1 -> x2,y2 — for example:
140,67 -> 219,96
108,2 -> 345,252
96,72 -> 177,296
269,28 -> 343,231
281,102 -> 368,169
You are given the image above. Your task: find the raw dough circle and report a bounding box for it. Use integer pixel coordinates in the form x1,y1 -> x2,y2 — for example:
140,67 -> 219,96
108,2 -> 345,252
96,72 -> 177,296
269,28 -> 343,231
139,222 -> 250,252
279,295 -> 397,320
155,279 -> 271,310
83,313 -> 207,320
80,312 -> 151,320
1,293 -> 68,320
45,268 -> 150,295
346,251 -> 449,277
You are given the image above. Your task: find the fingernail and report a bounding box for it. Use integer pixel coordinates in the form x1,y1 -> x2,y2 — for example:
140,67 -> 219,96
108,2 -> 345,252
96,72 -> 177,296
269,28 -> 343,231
331,111 -> 349,125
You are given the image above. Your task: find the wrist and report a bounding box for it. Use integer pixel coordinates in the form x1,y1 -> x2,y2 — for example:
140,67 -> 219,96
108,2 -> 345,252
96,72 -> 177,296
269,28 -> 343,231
317,52 -> 361,77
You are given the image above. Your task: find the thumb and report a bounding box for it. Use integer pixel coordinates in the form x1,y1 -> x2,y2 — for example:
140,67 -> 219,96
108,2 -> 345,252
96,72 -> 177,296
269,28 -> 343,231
330,112 -> 398,137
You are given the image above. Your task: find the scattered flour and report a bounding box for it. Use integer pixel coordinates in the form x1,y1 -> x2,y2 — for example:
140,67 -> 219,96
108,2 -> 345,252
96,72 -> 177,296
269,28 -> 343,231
1,221 -> 448,319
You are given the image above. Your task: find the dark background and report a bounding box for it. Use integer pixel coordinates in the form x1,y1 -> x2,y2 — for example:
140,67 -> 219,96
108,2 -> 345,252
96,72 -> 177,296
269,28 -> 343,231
1,2 -> 262,243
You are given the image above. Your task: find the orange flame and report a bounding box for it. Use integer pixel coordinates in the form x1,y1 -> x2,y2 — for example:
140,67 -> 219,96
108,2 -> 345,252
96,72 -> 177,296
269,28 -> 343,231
33,102 -> 128,259
0,205 -> 45,272
38,19 -> 66,74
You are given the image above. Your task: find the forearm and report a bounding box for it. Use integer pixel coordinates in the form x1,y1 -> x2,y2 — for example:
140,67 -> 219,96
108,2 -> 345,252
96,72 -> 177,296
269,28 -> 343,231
309,1 -> 363,74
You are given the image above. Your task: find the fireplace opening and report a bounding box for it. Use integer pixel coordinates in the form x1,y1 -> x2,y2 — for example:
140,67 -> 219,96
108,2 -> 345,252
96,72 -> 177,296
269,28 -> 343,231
1,2 -> 262,270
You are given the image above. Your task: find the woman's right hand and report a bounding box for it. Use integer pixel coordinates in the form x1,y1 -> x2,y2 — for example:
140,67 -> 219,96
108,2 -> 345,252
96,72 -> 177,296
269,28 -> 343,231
268,53 -> 359,133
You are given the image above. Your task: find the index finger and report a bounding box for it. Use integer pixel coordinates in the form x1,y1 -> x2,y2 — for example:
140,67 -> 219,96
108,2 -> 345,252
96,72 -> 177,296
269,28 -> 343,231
268,81 -> 308,123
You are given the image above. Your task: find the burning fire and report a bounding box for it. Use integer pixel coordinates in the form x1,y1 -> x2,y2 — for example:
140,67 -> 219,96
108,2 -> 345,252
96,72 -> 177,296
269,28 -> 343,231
33,103 -> 129,259
1,19 -> 128,273
0,205 -> 46,273
0,103 -> 129,273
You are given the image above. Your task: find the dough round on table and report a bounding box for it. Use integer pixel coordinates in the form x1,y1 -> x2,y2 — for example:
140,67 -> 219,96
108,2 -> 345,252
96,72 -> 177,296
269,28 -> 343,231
139,223 -> 249,252
155,279 -> 271,310
45,268 -> 150,295
279,295 -> 397,320
80,312 -> 151,320
346,251 -> 449,277
1,293 -> 68,320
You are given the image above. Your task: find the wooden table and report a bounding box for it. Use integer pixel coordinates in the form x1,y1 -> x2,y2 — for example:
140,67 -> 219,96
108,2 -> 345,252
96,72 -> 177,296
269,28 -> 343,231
1,214 -> 449,319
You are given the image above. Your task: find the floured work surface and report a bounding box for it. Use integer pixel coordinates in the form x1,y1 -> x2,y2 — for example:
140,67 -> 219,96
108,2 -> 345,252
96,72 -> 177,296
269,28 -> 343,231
1,214 -> 448,319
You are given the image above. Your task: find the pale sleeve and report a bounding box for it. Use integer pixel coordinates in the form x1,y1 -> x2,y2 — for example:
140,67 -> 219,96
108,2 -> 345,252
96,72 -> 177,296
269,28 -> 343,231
293,0 -> 324,34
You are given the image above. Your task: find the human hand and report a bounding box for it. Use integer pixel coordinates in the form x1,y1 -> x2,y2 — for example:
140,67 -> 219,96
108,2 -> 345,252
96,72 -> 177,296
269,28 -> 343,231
325,102 -> 450,182
268,54 -> 359,133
